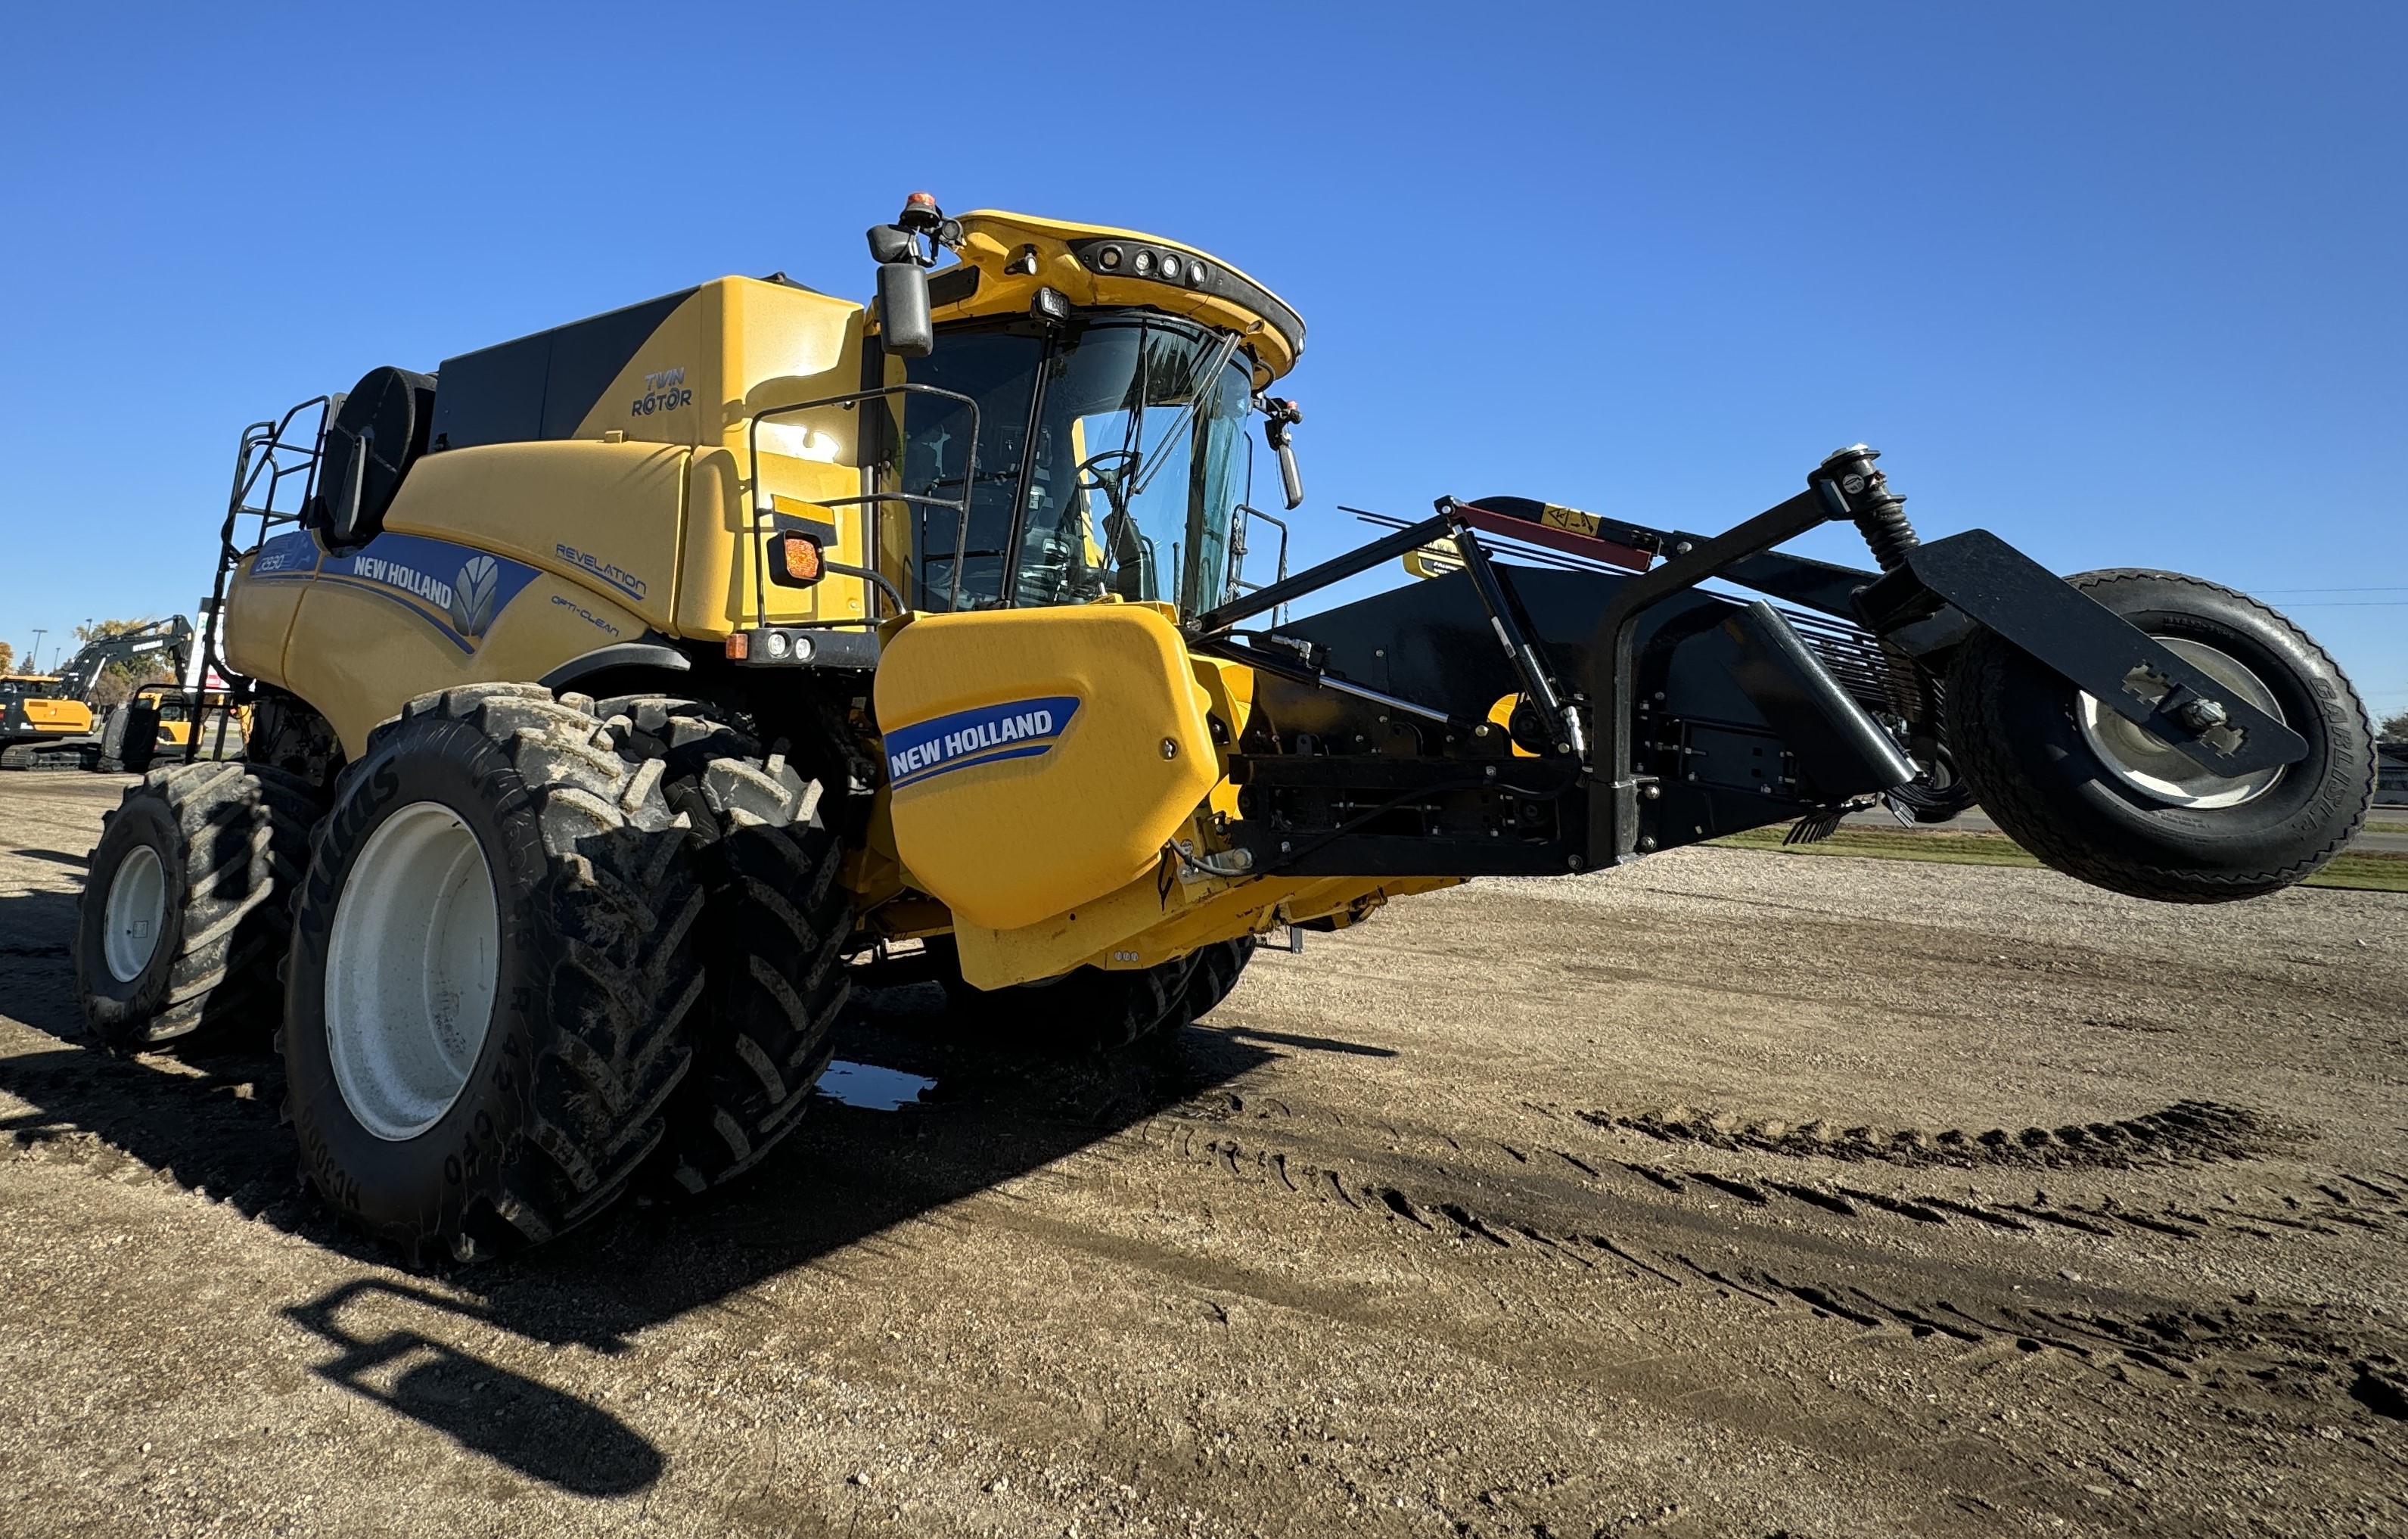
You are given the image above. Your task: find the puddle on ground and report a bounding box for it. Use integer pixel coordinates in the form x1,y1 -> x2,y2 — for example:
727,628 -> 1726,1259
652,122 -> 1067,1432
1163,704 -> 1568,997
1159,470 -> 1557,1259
816,1060 -> 937,1111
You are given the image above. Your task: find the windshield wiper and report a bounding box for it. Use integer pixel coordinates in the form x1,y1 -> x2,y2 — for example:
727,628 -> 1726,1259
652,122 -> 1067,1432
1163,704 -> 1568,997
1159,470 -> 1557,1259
1129,328 -> 1247,498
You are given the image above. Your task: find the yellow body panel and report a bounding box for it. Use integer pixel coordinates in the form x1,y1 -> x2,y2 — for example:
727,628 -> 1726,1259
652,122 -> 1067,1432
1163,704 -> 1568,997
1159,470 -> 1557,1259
1187,653 -> 1256,821
952,851 -> 1453,987
17,698 -> 92,735
875,606 -> 1217,932
551,276 -> 875,636
383,440 -> 691,631
275,558 -> 651,754
222,550 -> 304,688
682,446 -> 868,636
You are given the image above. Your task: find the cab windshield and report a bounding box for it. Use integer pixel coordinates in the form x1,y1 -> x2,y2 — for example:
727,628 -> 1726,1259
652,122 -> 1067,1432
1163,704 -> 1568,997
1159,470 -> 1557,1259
893,312 -> 1254,615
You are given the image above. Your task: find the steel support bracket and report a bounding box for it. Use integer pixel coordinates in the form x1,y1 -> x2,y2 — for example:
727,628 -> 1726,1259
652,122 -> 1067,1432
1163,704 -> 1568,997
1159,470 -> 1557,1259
1855,529 -> 2307,776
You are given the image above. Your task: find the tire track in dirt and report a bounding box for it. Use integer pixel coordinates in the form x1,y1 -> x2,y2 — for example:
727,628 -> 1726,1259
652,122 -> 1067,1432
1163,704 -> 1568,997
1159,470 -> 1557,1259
1590,1098 -> 2290,1170
1142,1100 -> 2408,1422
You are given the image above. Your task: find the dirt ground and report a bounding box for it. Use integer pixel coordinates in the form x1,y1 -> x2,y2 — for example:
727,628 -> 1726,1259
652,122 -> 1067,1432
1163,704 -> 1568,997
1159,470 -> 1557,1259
2,773 -> 2403,1539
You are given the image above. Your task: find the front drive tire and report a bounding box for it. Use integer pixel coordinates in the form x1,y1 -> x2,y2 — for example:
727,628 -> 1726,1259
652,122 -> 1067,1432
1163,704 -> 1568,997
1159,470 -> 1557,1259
281,685 -> 704,1263
595,697 -> 853,1195
75,760 -> 318,1052
1946,570 -> 2375,903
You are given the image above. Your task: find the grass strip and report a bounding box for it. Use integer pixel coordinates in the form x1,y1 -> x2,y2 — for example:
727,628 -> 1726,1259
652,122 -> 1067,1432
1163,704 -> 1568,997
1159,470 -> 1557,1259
1706,823 -> 2408,893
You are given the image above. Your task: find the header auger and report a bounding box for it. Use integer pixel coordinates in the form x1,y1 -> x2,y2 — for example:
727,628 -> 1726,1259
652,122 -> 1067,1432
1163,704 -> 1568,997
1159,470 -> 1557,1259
77,193 -> 2375,1262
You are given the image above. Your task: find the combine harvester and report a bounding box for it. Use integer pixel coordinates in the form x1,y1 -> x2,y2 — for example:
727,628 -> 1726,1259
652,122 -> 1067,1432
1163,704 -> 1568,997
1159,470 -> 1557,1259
75,195 -> 2375,1262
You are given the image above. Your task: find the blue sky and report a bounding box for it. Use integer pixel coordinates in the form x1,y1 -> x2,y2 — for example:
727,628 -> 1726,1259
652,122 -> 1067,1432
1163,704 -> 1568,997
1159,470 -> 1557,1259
2,3 -> 2400,721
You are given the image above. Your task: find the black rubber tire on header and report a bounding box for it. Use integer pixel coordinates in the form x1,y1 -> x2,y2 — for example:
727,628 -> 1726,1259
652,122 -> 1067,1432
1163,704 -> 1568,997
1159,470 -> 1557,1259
589,695 -> 854,1197
1944,569 -> 2374,903
280,685 -> 704,1264
74,760 -> 318,1053
937,935 -> 1257,1053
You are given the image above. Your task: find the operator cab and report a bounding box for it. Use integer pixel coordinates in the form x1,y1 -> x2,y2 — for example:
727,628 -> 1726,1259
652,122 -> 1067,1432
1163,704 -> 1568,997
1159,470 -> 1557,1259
863,202 -> 1307,621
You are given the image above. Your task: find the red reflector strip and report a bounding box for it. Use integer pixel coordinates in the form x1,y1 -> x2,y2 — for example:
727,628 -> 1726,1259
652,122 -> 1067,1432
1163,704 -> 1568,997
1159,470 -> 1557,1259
1456,505 -> 1653,572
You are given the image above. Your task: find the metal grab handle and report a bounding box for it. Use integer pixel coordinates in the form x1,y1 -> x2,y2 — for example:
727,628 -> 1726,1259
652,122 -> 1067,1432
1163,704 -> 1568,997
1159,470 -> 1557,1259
746,381 -> 983,626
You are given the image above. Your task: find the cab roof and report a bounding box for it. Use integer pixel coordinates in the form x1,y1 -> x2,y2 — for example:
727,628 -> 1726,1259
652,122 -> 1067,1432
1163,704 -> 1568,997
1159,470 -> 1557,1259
934,210 -> 1305,385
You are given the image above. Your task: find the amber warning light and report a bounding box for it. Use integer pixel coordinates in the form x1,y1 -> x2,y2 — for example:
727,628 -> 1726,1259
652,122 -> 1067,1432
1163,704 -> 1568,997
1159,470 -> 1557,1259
767,530 -> 825,587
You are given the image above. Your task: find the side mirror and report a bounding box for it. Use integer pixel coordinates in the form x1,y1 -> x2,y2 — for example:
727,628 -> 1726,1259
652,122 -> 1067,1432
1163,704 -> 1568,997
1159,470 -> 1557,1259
1260,396 -> 1304,511
875,261 -> 934,359
1274,437 -> 1303,511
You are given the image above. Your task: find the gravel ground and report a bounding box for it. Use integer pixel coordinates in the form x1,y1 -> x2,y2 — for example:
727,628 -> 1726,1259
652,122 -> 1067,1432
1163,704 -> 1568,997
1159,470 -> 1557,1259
2,772 -> 2404,1537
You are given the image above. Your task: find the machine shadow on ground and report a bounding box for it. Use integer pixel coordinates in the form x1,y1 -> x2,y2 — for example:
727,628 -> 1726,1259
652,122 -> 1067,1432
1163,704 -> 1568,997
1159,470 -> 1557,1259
0,885 -> 1279,1494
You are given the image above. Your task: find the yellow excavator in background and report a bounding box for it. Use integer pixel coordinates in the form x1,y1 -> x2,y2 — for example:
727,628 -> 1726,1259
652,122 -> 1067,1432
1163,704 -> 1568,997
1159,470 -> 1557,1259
0,672 -> 95,766
71,193 -> 2376,1266
2,617 -> 197,770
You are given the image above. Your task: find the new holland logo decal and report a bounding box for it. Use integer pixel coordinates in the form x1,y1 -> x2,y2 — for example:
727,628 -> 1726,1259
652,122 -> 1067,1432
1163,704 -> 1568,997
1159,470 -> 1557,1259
250,532 -> 537,653
884,696 -> 1080,789
449,554 -> 501,637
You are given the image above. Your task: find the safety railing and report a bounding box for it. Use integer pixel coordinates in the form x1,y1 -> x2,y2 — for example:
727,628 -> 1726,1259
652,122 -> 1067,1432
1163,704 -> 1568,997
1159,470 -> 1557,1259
1225,503 -> 1291,626
187,395 -> 334,763
744,383 -> 982,631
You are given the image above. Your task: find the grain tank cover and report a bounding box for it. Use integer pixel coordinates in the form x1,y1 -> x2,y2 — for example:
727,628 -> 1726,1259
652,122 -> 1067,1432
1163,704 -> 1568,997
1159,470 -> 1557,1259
428,289 -> 699,451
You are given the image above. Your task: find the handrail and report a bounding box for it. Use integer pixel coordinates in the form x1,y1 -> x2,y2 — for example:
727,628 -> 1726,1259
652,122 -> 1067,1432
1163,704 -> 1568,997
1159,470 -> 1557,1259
745,382 -> 982,629
1229,503 -> 1291,624
188,394 -> 333,765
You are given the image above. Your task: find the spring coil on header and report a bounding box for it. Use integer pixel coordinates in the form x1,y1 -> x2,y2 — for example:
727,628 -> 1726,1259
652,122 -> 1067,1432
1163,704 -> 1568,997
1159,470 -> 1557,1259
1855,494 -> 1920,572
1822,444 -> 1921,572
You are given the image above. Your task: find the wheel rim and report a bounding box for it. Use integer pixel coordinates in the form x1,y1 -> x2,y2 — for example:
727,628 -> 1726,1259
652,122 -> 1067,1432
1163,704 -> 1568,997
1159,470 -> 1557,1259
324,801 -> 500,1141
2076,637 -> 2288,810
101,844 -> 167,983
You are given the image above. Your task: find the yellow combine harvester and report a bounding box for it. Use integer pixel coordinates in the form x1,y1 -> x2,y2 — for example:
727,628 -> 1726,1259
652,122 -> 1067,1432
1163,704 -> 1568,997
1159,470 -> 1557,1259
76,195 -> 2376,1263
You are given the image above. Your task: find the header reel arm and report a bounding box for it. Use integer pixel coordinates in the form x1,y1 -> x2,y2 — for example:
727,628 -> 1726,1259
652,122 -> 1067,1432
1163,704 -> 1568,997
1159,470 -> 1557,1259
1213,445 -> 2357,902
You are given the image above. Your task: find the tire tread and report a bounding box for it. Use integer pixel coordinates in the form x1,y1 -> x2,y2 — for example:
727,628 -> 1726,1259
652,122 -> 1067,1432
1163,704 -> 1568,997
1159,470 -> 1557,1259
1947,569 -> 2375,903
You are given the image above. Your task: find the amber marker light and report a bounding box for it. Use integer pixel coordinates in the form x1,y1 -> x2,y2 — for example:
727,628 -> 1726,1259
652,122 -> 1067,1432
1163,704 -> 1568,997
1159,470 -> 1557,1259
766,530 -> 826,588
786,534 -> 822,583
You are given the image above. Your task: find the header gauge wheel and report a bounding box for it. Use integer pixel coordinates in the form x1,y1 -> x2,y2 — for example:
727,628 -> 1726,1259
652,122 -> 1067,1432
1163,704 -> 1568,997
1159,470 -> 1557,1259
1945,570 -> 2375,903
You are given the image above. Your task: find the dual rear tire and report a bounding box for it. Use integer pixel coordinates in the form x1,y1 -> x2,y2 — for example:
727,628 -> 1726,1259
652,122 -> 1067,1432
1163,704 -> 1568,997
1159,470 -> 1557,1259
276,687 -> 860,1260
281,686 -> 707,1261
